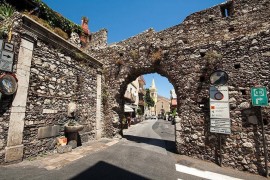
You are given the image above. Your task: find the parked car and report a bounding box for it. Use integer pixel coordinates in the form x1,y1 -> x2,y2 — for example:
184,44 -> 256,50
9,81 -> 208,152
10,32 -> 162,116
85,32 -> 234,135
151,116 -> 157,120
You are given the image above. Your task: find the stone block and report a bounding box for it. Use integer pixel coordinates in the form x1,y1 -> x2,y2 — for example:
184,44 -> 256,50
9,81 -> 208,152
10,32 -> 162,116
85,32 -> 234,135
96,129 -> 102,140
12,85 -> 28,107
10,106 -> 26,113
57,145 -> 72,154
42,109 -> 58,114
20,38 -> 34,50
5,145 -> 24,162
7,112 -> 25,146
38,125 -> 60,139
247,116 -> 258,125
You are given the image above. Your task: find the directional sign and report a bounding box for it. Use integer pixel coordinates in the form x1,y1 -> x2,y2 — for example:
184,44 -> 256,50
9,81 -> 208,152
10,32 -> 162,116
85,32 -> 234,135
1,50 -> 14,62
4,42 -> 14,52
210,102 -> 230,119
251,87 -> 269,106
0,50 -> 14,72
210,86 -> 229,102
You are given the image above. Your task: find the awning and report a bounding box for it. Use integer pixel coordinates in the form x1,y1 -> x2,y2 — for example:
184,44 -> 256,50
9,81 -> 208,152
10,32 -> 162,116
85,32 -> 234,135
124,105 -> 134,112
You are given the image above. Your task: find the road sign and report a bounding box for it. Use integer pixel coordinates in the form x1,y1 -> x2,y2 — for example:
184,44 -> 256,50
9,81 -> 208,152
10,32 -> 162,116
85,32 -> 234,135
210,118 -> 230,127
0,50 -> 14,62
251,87 -> 269,106
3,42 -> 14,52
210,70 -> 229,85
210,127 -> 231,135
210,102 -> 230,119
0,50 -> 14,72
210,86 -> 229,102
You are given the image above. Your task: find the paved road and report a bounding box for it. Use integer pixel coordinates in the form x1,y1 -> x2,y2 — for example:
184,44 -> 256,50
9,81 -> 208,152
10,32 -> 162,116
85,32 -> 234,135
0,119 -> 266,180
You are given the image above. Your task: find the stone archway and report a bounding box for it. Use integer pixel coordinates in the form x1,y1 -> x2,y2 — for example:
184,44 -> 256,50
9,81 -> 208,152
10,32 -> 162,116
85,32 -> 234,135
92,0 -> 270,175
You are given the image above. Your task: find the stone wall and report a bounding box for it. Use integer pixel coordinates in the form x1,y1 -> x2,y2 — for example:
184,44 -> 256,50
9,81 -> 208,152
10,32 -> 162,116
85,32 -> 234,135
0,12 -> 24,163
0,13 -> 103,163
89,29 -> 108,50
91,0 -> 270,175
23,41 -> 98,158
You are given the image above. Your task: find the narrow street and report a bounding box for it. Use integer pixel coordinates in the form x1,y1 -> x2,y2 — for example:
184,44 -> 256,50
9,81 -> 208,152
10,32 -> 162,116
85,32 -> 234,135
0,119 -> 266,180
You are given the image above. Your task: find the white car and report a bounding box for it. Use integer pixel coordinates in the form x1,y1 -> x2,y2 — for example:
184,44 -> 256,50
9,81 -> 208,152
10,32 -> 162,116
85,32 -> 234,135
151,116 -> 157,120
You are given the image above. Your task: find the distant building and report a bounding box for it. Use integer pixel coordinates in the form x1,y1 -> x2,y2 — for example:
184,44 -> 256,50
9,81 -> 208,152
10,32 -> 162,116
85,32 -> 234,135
124,78 -> 140,115
156,95 -> 170,116
149,79 -> 158,115
138,76 -> 146,115
170,89 -> 177,112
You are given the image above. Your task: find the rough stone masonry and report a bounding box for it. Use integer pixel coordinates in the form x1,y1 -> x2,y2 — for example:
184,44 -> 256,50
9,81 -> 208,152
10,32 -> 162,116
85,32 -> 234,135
0,13 -> 103,164
0,0 -> 269,176
90,0 -> 270,176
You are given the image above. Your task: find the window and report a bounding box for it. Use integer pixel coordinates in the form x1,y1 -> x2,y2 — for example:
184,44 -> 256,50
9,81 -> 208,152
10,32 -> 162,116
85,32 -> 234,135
220,2 -> 234,17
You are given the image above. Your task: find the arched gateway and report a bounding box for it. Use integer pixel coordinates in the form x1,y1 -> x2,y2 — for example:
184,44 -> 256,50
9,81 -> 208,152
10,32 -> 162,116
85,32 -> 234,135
0,0 -> 269,177
91,0 -> 270,175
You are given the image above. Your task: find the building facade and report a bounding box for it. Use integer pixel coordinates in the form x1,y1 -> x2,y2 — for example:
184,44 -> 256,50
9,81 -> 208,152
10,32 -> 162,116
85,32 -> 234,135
138,76 -> 146,115
156,95 -> 170,117
170,89 -> 177,112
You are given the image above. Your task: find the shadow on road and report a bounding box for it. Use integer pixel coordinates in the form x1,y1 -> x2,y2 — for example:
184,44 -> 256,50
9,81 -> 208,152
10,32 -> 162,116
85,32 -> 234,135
123,135 -> 177,154
71,161 -> 149,180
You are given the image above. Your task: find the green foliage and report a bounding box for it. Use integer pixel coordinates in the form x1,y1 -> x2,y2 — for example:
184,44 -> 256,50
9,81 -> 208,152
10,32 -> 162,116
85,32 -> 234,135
0,2 -> 15,21
137,107 -> 143,115
54,27 -> 69,39
144,89 -> 155,107
171,108 -> 177,116
0,26 -> 8,39
29,0 -> 82,36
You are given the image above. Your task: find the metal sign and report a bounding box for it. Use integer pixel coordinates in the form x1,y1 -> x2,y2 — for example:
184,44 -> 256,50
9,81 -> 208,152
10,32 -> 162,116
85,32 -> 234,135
211,118 -> 230,127
210,70 -> 229,85
0,50 -> 14,72
210,102 -> 230,119
251,87 -> 269,106
4,42 -> 14,52
210,86 -> 229,102
210,127 -> 231,135
0,50 -> 14,62
0,74 -> 18,95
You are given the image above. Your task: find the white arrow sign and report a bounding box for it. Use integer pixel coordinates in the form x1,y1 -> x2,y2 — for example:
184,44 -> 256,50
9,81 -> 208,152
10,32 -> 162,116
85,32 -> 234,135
256,97 -> 263,104
1,50 -> 14,62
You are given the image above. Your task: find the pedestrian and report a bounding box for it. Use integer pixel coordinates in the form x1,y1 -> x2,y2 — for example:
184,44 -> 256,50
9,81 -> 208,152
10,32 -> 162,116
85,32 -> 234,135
127,112 -> 132,127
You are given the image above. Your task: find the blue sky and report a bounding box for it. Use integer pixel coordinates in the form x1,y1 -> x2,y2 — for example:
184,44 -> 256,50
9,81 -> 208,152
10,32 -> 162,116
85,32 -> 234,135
43,0 -> 225,98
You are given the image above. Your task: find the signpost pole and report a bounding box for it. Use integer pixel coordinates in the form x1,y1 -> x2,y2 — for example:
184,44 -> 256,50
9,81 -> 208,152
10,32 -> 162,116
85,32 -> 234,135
260,107 -> 268,177
219,134 -> 222,167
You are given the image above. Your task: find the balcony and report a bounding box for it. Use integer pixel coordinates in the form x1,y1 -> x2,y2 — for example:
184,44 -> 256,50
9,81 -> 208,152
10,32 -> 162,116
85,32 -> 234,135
124,91 -> 136,103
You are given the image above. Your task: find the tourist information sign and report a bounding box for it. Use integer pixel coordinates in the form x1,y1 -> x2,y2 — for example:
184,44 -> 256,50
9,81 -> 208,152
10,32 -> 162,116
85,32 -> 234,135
251,87 -> 269,106
210,85 -> 231,135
